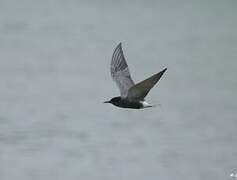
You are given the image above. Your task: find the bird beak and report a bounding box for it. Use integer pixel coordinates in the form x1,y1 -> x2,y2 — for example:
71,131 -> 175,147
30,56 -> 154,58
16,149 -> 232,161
104,101 -> 110,103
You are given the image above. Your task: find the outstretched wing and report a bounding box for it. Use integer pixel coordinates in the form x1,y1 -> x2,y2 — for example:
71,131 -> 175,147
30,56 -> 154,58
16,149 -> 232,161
110,43 -> 135,98
127,68 -> 167,101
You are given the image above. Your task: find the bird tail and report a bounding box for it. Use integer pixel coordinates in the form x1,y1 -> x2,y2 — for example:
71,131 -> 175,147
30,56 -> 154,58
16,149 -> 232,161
149,103 -> 162,108
141,101 -> 162,108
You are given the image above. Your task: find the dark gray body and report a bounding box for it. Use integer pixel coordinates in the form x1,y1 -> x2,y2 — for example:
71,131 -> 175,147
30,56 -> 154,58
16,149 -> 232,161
104,97 -> 143,109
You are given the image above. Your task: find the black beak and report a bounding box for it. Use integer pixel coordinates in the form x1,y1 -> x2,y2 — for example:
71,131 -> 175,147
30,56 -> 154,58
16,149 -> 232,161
104,101 -> 110,103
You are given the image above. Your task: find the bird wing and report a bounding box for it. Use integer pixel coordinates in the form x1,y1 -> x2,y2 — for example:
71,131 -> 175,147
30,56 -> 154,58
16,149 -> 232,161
110,43 -> 135,98
127,68 -> 167,101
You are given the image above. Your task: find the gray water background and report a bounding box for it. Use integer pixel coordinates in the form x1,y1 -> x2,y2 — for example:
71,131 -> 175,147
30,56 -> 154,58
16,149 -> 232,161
0,0 -> 236,180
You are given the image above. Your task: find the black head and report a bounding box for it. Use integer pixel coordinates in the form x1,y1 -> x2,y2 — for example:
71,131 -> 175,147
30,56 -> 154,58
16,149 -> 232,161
104,97 -> 121,106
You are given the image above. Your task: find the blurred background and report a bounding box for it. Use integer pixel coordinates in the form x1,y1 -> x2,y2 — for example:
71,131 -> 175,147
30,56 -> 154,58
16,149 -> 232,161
0,0 -> 236,180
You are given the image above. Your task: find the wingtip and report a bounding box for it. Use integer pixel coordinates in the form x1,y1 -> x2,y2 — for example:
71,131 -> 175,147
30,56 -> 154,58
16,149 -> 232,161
157,68 -> 167,77
162,68 -> 167,73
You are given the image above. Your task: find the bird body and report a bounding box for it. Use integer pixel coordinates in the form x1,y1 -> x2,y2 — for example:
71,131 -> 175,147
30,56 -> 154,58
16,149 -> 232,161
104,43 -> 167,109
104,97 -> 152,109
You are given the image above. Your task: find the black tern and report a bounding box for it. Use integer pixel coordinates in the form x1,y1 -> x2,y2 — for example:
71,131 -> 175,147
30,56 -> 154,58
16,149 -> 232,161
104,43 -> 167,109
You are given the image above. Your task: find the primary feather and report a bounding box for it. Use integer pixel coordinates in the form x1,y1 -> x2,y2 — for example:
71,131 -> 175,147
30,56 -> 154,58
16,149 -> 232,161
127,68 -> 167,100
110,43 -> 135,98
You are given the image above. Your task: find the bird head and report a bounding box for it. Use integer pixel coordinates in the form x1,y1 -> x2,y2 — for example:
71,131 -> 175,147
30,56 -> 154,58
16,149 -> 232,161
104,97 -> 121,105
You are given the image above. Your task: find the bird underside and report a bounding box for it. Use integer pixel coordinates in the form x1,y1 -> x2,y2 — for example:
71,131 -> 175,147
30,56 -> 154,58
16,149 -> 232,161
113,97 -> 153,109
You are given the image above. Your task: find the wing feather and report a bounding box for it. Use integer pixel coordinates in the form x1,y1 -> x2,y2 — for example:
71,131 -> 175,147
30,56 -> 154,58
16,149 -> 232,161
110,43 -> 135,98
127,68 -> 167,100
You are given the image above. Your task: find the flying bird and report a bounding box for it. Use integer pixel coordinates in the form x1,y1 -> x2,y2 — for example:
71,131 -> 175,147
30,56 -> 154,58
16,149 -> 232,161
104,43 -> 167,109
